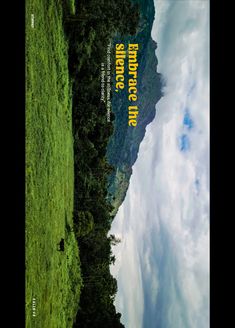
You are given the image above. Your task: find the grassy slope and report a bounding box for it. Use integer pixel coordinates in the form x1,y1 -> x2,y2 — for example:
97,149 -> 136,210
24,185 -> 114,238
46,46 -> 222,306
26,1 -> 82,327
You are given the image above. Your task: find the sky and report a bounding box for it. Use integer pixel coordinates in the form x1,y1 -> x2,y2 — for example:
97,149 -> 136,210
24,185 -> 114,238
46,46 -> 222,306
110,1 -> 210,328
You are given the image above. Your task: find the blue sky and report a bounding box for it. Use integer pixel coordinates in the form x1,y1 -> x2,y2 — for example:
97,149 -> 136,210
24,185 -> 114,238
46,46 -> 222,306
180,134 -> 190,151
183,111 -> 194,130
110,1 -> 209,327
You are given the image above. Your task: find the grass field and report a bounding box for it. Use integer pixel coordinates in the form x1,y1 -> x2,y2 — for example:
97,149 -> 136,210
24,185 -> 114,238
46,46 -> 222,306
26,0 -> 82,327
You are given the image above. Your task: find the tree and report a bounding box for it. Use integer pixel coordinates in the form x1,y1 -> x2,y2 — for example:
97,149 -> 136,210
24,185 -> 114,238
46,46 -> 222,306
109,234 -> 121,246
75,211 -> 94,237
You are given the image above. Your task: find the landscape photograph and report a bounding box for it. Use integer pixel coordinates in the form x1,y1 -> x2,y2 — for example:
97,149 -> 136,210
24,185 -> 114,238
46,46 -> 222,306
26,0 -> 209,327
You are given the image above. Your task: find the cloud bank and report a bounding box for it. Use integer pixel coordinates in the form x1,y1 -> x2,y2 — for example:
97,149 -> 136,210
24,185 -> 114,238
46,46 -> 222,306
110,1 -> 209,327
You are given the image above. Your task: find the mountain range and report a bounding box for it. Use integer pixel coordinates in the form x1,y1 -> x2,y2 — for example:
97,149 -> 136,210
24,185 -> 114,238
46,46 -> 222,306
107,0 -> 163,215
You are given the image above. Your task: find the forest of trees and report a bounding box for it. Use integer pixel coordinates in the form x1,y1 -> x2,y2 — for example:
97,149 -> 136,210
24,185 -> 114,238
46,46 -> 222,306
63,0 -> 140,327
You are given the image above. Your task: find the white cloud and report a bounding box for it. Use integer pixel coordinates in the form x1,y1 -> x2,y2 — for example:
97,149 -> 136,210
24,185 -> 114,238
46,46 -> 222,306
111,229 -> 145,328
110,1 -> 209,327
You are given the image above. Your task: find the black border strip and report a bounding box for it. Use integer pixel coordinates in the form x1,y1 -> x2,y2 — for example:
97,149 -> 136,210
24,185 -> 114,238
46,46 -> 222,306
210,0 -> 232,327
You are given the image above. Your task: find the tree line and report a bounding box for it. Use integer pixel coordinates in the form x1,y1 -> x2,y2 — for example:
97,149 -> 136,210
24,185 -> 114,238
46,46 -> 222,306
63,0 -> 140,326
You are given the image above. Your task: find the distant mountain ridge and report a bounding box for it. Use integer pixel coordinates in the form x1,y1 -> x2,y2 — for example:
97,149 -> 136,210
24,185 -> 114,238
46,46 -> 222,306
107,0 -> 163,215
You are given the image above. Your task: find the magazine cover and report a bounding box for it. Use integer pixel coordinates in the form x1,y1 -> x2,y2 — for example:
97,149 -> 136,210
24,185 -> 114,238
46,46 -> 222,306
26,0 -> 209,327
